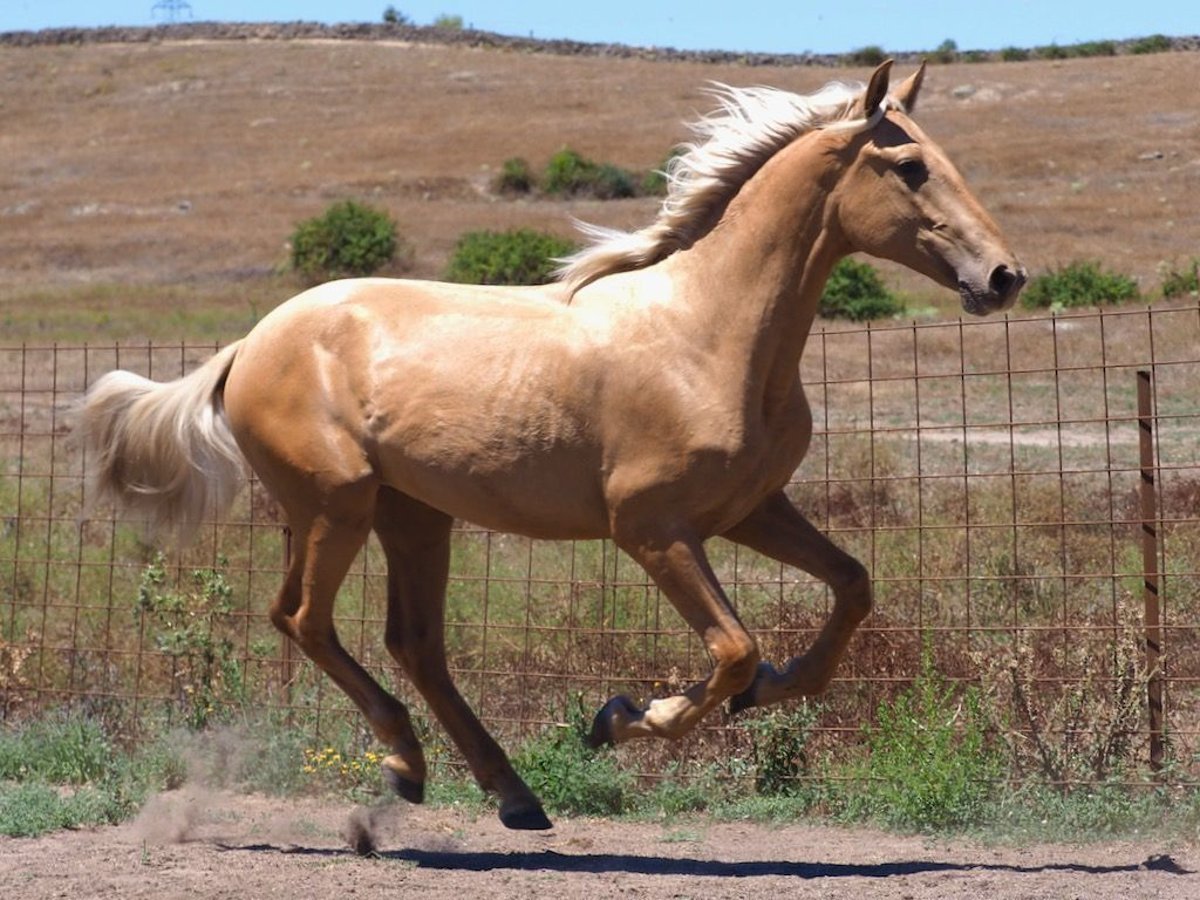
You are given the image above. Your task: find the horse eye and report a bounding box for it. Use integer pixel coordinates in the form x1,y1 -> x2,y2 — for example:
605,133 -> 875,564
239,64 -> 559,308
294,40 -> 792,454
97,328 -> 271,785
896,159 -> 928,186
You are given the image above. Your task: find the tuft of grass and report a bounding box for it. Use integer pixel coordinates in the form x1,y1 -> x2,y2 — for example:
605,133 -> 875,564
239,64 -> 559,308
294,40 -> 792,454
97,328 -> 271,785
0,711 -> 187,837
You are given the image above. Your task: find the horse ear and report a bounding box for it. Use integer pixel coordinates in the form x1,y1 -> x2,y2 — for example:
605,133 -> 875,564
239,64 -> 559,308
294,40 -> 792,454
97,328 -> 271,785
893,60 -> 927,112
863,59 -> 894,118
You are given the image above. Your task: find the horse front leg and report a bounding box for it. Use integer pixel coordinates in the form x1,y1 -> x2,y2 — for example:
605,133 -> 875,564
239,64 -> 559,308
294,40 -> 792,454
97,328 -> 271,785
721,490 -> 872,713
589,527 -> 760,747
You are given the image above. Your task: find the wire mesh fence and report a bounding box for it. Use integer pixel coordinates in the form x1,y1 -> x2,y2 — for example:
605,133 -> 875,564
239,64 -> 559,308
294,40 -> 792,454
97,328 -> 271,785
2,303 -> 1199,785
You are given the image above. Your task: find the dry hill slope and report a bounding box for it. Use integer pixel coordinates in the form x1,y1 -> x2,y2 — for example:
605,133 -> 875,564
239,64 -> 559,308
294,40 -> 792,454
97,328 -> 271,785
1,38 -> 1198,316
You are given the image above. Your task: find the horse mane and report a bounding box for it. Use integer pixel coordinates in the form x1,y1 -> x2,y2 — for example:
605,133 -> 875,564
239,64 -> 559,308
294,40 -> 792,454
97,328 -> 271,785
555,80 -> 885,296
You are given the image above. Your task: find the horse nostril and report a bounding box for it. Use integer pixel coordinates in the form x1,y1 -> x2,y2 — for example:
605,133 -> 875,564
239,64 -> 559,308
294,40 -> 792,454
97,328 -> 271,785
989,264 -> 1020,297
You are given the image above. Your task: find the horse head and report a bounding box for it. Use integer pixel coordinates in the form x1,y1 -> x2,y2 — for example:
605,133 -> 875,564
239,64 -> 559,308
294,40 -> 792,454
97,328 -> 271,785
829,61 -> 1026,314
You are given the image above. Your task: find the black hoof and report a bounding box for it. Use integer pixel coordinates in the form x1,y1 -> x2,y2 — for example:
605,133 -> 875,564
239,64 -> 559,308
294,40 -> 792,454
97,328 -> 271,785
499,799 -> 553,831
382,766 -> 425,804
586,695 -> 640,749
728,662 -> 770,716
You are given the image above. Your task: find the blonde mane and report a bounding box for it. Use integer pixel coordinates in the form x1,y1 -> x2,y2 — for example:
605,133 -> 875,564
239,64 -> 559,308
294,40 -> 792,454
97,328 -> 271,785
556,80 -> 885,295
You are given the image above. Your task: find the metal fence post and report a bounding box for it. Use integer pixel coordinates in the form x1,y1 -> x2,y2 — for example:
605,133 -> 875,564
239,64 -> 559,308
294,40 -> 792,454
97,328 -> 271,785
1137,369 -> 1164,773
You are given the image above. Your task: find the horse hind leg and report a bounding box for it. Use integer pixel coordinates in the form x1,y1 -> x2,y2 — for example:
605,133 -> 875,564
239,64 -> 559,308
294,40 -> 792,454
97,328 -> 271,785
269,481 -> 427,803
373,488 -> 550,831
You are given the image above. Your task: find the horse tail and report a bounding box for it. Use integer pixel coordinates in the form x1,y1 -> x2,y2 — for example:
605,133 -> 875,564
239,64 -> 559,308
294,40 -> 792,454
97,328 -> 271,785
77,340 -> 247,542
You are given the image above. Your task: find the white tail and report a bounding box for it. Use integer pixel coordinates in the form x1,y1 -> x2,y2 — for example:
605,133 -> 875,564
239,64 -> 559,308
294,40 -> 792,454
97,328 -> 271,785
76,340 -> 247,541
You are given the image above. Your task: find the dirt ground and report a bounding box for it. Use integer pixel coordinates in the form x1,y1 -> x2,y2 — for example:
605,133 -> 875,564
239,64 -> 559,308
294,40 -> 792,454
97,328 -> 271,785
2,791 -> 1196,899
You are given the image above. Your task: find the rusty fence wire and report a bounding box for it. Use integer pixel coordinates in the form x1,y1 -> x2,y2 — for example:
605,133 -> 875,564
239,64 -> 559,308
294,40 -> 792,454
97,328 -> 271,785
2,303 -> 1199,784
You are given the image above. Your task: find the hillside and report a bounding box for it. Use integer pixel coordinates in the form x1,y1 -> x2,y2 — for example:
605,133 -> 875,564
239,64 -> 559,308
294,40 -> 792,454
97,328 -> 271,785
2,30 -> 1198,336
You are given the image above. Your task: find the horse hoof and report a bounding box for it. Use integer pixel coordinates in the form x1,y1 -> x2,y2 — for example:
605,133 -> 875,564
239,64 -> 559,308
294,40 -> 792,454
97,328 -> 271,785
382,765 -> 425,804
586,695 -> 639,748
728,684 -> 756,716
499,799 -> 553,831
728,661 -> 770,716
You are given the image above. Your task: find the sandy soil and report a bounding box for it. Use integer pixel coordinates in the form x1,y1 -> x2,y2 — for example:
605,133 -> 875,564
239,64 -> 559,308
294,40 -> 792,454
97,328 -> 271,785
2,791 -> 1196,899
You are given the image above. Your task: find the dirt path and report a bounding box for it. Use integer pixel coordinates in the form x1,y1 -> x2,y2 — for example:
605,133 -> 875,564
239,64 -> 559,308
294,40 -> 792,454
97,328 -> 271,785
2,792 -> 1196,899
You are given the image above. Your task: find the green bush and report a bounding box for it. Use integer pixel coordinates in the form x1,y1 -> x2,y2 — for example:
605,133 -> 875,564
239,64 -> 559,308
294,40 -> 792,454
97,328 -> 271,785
819,258 -> 905,321
1000,46 -> 1030,62
1021,260 -> 1140,309
444,228 -> 576,285
841,654 -> 1001,831
1161,259 -> 1199,298
931,39 -> 958,64
542,148 -> 637,200
493,157 -> 536,195
432,14 -> 463,29
848,45 -> 887,67
1035,43 -> 1070,60
640,148 -> 684,197
744,704 -> 819,796
1130,34 -> 1172,55
289,200 -> 400,283
1070,40 -> 1117,57
511,699 -> 631,817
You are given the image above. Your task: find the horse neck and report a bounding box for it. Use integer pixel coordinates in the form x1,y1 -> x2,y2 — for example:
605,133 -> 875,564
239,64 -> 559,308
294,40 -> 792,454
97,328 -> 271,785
668,134 -> 846,405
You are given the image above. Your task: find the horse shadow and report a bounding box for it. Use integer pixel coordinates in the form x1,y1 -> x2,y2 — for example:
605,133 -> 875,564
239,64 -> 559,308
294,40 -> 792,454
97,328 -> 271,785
216,842 -> 1191,880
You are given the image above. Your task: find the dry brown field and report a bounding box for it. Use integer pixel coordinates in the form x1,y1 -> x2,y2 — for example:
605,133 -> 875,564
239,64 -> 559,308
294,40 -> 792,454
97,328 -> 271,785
1,38 -> 1198,339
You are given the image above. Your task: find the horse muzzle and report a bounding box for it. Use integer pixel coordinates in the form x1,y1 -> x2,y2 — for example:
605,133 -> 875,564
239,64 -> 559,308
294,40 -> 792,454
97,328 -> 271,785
958,262 -> 1027,315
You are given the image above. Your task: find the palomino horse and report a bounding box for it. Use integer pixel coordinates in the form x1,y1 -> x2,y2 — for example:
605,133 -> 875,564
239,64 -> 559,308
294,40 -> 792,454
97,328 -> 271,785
78,62 -> 1024,830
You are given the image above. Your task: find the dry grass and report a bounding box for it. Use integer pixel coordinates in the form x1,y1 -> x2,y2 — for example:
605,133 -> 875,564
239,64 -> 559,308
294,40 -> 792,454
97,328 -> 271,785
2,40 -> 1199,340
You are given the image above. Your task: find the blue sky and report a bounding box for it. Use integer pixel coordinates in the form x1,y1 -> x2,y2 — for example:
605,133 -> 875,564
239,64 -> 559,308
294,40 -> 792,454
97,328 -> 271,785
3,1 -> 1196,55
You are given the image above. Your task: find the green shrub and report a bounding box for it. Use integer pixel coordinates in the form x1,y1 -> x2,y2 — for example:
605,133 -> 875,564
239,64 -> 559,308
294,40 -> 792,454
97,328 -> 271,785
641,148 -> 685,197
511,699 -> 631,817
1161,259 -> 1199,298
433,14 -> 464,29
493,157 -> 536,195
381,5 -> 409,24
931,39 -> 958,64
1070,40 -> 1116,57
444,228 -> 576,285
744,704 -> 819,796
1021,260 -> 1140,309
138,552 -> 245,730
841,654 -> 1001,831
1130,34 -> 1172,55
542,148 -> 637,199
848,45 -> 887,67
1035,43 -> 1070,60
819,258 -> 905,321
289,200 -> 400,283
1000,46 -> 1030,62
